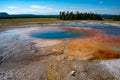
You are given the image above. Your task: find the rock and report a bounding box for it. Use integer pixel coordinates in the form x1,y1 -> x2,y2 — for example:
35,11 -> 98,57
70,70 -> 76,76
57,55 -> 66,61
30,50 -> 37,53
67,56 -> 74,61
74,65 -> 77,68
49,64 -> 53,68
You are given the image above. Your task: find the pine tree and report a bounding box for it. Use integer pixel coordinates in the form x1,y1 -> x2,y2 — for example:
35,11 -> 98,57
59,11 -> 103,20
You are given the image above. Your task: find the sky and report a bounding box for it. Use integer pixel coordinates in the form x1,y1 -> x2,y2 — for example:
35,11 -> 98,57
0,0 -> 120,15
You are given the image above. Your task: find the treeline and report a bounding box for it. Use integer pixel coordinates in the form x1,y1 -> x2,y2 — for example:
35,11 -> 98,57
104,15 -> 120,21
59,11 -> 102,20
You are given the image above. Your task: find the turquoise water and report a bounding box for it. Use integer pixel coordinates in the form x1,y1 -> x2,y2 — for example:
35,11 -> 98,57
30,28 -> 86,39
44,22 -> 120,35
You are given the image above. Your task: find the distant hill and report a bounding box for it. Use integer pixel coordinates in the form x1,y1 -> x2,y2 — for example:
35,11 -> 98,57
10,14 -> 58,18
0,12 -> 9,17
0,12 -> 58,18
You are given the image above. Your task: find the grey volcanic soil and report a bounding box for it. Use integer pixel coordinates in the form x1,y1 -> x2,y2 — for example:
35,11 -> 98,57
0,22 -> 120,80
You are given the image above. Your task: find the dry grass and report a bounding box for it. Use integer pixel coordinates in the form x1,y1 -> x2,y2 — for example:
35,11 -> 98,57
0,18 -> 60,25
0,18 -> 60,31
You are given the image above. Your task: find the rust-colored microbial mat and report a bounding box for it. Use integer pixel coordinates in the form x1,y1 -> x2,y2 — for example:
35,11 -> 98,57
28,26 -> 120,60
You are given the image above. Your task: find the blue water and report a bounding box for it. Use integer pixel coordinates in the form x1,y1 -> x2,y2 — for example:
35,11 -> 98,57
30,22 -> 120,39
0,22 -> 119,40
43,22 -> 120,35
30,28 -> 86,39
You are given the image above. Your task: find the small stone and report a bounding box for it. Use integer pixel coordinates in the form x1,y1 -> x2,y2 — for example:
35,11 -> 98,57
49,64 -> 53,68
67,56 -> 74,61
70,70 -> 76,76
74,65 -> 77,68
49,64 -> 52,67
30,50 -> 37,53
57,55 -> 66,61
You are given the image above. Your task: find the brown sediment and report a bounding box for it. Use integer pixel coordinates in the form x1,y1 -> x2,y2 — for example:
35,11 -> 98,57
23,26 -> 120,60
64,31 -> 120,60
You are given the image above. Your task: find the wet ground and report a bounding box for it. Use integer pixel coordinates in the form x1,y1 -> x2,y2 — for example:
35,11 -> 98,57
0,21 -> 120,80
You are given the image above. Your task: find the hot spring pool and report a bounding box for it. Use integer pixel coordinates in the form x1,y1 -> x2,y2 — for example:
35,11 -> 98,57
30,28 -> 86,39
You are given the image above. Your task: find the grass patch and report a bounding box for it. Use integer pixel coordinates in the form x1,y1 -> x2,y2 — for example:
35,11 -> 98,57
0,18 -> 60,25
0,18 -> 60,31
